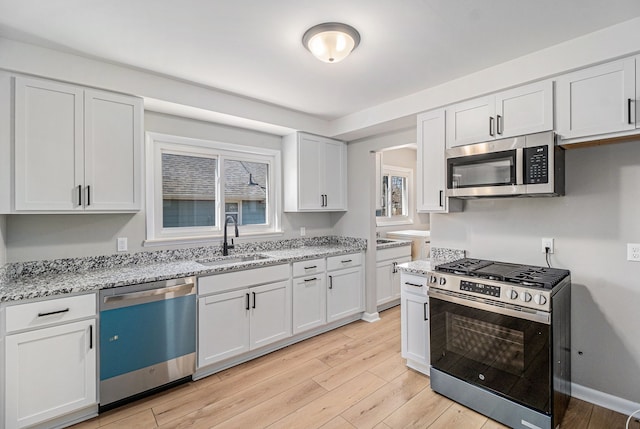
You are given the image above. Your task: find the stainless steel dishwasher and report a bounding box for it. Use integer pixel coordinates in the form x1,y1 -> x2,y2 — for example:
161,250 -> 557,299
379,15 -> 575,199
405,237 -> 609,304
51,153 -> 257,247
99,277 -> 196,409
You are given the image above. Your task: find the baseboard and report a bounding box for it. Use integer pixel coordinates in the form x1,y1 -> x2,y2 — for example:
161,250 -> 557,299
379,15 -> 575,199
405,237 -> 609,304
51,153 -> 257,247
572,382 -> 640,417
361,312 -> 380,323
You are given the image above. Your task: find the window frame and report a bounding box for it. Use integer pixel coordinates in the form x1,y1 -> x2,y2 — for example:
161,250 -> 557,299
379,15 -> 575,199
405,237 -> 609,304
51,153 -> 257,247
145,132 -> 282,245
376,164 -> 414,226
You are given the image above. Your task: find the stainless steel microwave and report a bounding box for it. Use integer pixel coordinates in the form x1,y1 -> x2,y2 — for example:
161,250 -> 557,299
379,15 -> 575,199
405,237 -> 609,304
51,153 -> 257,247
445,131 -> 565,198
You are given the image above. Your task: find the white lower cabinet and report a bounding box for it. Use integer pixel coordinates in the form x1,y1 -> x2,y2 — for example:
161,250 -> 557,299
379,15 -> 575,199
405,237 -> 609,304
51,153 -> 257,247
326,253 -> 364,323
4,294 -> 97,429
292,258 -> 327,334
400,272 -> 430,375
376,246 -> 412,308
197,265 -> 291,368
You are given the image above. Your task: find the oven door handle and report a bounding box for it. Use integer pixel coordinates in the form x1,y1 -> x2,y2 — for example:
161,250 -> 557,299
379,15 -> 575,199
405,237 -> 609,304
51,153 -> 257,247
428,288 -> 550,325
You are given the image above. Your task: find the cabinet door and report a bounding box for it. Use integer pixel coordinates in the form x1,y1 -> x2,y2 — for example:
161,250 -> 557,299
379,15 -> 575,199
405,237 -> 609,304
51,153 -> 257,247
322,139 -> 347,210
84,90 -> 142,211
14,76 -> 84,211
557,58 -> 636,139
198,289 -> 250,367
292,275 -> 327,334
5,319 -> 96,429
297,134 -> 324,210
375,260 -> 393,306
496,80 -> 553,138
417,109 -> 452,212
401,291 -> 429,368
327,266 -> 363,323
446,95 -> 496,147
250,280 -> 292,349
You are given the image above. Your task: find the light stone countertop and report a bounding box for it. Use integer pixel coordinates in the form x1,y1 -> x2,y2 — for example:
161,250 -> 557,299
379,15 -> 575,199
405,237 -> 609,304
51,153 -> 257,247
375,238 -> 412,250
0,241 -> 366,303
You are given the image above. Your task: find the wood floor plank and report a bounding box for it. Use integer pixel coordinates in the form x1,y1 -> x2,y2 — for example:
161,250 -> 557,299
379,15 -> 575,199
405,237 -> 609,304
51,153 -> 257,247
99,409 -> 158,429
367,354 -> 410,383
319,416 -> 357,429
341,370 -> 428,429
212,379 -> 327,429
154,358 -> 330,427
428,402 -> 488,429
312,340 -> 398,391
588,405 -> 634,429
561,398 -> 594,429
318,326 -> 400,368
383,386 -> 452,429
267,371 -> 387,429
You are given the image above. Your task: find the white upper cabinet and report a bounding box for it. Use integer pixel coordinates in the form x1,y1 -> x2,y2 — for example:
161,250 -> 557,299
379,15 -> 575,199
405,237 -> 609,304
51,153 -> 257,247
446,80 -> 553,147
283,132 -> 347,212
417,109 -> 462,213
557,57 -> 636,141
13,75 -> 142,212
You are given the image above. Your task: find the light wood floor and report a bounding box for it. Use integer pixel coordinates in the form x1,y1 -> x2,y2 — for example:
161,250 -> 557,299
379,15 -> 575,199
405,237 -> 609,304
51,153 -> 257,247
72,306 -> 638,429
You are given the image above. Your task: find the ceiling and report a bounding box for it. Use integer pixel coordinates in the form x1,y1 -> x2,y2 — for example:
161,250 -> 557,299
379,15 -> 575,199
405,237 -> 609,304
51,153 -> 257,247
2,0 -> 640,123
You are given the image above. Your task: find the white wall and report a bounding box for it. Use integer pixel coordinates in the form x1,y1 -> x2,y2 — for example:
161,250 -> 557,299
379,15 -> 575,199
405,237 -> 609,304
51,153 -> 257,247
432,141 -> 640,408
4,112 -> 334,263
0,215 -> 6,265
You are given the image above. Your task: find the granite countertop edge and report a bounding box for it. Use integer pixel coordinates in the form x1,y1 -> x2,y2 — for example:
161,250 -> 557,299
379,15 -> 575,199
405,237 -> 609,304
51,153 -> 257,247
0,243 -> 366,303
375,239 -> 412,250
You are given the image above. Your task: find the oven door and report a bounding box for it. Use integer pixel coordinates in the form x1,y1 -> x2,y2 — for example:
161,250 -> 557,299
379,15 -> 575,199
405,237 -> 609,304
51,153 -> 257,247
429,289 -> 551,414
446,137 -> 525,197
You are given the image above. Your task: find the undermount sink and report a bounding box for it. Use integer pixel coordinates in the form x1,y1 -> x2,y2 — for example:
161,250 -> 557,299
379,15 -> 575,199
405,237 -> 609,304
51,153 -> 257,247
197,254 -> 270,267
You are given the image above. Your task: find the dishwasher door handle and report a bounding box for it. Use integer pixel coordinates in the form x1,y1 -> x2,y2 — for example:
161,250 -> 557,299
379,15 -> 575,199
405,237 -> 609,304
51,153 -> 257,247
102,282 -> 195,308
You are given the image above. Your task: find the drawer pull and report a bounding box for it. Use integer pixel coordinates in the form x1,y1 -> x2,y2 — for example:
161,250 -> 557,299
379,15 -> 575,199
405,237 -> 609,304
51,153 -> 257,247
341,259 -> 353,263
404,282 -> 423,288
304,265 -> 317,270
37,308 -> 70,317
304,277 -> 318,282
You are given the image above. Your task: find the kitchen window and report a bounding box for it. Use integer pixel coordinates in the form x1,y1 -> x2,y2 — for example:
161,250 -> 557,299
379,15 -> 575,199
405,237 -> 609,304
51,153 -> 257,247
145,133 -> 281,244
377,165 -> 413,226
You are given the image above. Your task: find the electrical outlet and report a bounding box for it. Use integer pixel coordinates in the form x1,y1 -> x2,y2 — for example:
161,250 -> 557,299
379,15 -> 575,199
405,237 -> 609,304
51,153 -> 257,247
300,227 -> 306,236
541,237 -> 554,254
117,237 -> 128,252
627,243 -> 640,262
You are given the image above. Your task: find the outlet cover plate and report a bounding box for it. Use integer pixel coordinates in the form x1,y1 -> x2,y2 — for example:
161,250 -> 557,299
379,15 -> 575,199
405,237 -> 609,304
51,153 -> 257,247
541,237 -> 554,254
627,243 -> 640,262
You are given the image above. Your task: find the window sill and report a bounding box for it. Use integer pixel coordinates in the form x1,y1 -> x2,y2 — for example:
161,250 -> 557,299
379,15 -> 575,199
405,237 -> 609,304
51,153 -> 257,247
376,218 -> 414,227
143,230 -> 285,247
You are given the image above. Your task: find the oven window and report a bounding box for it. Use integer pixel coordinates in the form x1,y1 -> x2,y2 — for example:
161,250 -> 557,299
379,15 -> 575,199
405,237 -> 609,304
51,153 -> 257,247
446,313 -> 524,375
431,297 -> 551,413
448,150 -> 515,189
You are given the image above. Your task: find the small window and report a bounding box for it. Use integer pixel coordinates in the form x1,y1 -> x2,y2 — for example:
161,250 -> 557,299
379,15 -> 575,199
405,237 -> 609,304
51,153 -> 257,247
145,133 -> 281,244
377,165 -> 413,225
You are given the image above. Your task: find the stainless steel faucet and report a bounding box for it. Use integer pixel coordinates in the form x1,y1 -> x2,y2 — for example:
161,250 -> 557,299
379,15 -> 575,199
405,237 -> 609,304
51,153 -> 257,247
222,216 -> 239,256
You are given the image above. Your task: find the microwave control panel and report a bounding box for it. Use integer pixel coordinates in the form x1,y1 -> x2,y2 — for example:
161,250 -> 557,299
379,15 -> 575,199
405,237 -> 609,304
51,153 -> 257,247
523,145 -> 548,184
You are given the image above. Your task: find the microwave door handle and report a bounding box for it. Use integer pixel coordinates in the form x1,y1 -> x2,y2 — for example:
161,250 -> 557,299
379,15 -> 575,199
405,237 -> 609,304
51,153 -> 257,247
516,148 -> 524,185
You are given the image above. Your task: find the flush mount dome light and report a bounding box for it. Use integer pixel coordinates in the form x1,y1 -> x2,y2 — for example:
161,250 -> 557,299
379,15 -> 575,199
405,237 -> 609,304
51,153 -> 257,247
302,22 -> 360,63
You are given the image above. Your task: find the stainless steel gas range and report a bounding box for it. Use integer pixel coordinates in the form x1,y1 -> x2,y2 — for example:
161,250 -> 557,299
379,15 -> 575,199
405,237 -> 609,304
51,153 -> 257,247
427,258 -> 571,429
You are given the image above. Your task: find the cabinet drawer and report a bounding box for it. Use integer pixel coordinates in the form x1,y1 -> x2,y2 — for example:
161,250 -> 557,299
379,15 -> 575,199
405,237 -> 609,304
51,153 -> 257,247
327,253 -> 362,271
376,245 -> 411,262
292,258 -> 326,277
400,273 -> 428,295
6,293 -> 96,333
198,263 -> 290,296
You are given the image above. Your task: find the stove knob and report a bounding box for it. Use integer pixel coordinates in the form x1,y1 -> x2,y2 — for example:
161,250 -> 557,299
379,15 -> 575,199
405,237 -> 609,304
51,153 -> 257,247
533,294 -> 547,305
508,289 -> 518,300
521,291 -> 532,303
429,275 -> 437,284
439,277 -> 447,286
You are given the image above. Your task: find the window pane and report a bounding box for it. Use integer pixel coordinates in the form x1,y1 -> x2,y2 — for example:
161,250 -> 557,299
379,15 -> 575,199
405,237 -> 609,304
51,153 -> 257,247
390,175 -> 407,216
162,153 -> 217,228
381,175 -> 389,217
224,160 -> 268,226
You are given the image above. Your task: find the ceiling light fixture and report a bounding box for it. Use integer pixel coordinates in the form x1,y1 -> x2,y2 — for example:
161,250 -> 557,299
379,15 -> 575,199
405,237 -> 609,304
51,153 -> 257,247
302,22 -> 360,63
